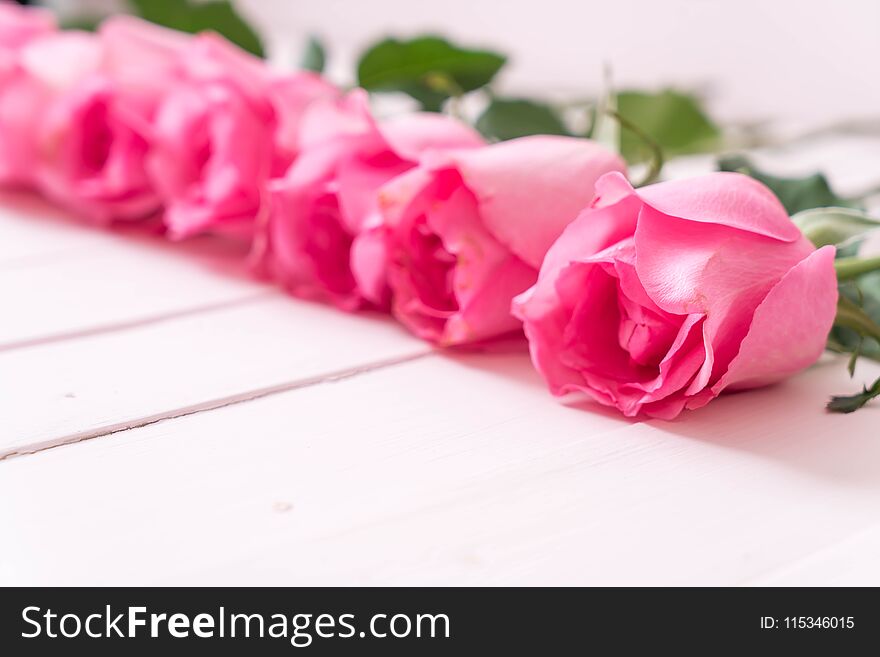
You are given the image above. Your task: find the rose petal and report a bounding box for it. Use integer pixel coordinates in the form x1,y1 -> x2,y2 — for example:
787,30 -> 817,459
98,15 -> 190,96
377,112 -> 484,163
712,245 -> 838,392
451,135 -> 625,268
634,201 -> 816,393
0,3 -> 55,52
19,31 -> 101,91
425,183 -> 534,343
636,172 -> 800,242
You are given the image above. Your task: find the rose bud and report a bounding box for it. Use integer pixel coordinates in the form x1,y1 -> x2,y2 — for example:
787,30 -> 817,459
354,135 -> 625,344
264,90 -> 484,310
512,171 -> 838,419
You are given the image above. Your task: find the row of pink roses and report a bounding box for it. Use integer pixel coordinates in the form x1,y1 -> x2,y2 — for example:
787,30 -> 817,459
0,5 -> 838,419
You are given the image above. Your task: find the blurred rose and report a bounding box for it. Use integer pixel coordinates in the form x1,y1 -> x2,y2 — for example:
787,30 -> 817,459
34,73 -> 160,222
513,172 -> 838,419
2,16 -> 191,218
265,90 -> 484,309
0,2 -> 56,186
354,135 -> 625,344
141,27 -> 338,239
0,2 -> 55,54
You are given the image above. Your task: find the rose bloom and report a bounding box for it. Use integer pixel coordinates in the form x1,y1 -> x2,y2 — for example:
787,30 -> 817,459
353,136 -> 625,344
512,171 -> 838,419
264,90 -> 484,309
0,2 -> 56,186
1,17 -> 180,220
0,2 -> 55,53
136,21 -> 338,239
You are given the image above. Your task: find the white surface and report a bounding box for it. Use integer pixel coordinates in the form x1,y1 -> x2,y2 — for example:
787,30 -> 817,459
2,351 -> 880,586
2,136 -> 880,585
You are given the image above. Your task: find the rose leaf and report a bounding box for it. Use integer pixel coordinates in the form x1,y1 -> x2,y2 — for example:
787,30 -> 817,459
476,98 -> 569,141
130,0 -> 264,57
616,89 -> 720,164
357,36 -> 506,111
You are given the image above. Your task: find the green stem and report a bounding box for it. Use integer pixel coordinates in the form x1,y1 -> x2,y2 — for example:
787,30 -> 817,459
423,72 -> 466,120
607,109 -> 664,187
834,296 -> 880,343
834,255 -> 880,281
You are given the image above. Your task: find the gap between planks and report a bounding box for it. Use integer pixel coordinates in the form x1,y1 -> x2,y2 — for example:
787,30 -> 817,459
0,291 -> 273,353
0,349 -> 435,462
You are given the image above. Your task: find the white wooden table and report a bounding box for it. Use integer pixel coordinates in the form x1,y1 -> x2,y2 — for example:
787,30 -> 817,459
2,134 -> 880,586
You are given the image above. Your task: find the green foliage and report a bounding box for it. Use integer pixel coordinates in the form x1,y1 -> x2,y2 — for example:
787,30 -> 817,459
129,0 -> 263,57
792,207 -> 880,249
301,36 -> 326,73
831,276 -> 880,364
59,15 -> 103,32
719,155 -> 855,216
357,36 -> 506,111
476,98 -> 568,141
616,90 -> 721,164
827,375 -> 880,413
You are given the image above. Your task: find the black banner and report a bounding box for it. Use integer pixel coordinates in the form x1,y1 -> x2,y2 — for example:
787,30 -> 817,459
0,587 -> 876,653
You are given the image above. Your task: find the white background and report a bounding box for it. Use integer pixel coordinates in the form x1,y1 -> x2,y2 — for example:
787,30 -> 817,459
237,0 -> 880,130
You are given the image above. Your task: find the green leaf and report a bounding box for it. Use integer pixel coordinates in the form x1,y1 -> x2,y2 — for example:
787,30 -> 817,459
792,207 -> 880,249
718,155 -> 857,216
827,375 -> 880,413
396,83 -> 448,113
834,295 -> 880,342
847,337 -> 862,377
831,278 -> 880,363
129,0 -> 263,57
616,89 -> 720,164
60,15 -> 103,32
301,36 -> 326,73
357,36 -> 506,110
476,98 -> 568,141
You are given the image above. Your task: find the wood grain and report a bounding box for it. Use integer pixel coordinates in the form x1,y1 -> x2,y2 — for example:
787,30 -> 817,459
0,296 -> 429,456
1,350 -> 877,585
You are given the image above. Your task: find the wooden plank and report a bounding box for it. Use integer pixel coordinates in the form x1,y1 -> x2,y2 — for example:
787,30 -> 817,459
0,192 -> 431,457
0,192 -> 107,265
0,296 -> 429,456
0,212 -> 268,350
1,349 -> 877,585
747,524 -> 880,585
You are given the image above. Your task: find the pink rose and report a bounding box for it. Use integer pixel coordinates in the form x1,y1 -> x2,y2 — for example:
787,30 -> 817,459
0,2 -> 56,186
0,2 -> 55,54
2,17 -> 189,216
0,61 -> 47,186
355,135 -> 625,344
512,171 -> 838,419
34,72 -> 159,222
98,16 -> 190,102
7,26 -> 173,221
142,28 -> 338,239
264,90 -> 484,309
